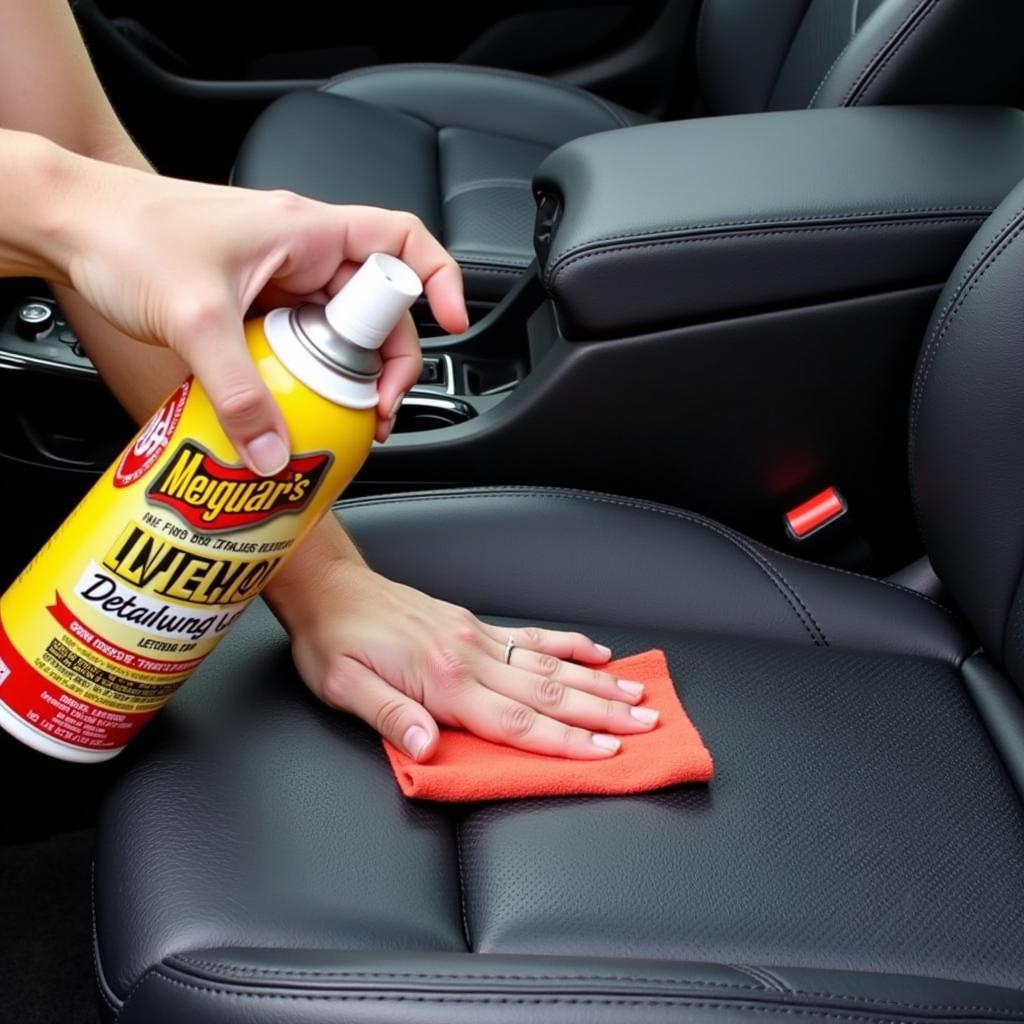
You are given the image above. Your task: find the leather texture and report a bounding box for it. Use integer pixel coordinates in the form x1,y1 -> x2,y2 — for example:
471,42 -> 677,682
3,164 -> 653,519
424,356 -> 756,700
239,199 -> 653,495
234,0 -> 1024,306
910,177 -> 1024,676
94,490 -> 1024,1023
234,65 -> 648,304
534,105 -> 1024,336
699,0 -> 1024,115
332,489 -> 969,664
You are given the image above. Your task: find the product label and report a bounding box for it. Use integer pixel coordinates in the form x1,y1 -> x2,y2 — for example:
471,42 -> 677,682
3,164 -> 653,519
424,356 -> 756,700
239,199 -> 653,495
148,442 -> 330,531
114,382 -> 191,488
0,333 -> 373,757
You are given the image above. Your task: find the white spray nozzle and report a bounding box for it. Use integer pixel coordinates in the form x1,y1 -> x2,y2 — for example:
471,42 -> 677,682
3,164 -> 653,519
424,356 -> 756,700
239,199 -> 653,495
324,252 -> 423,350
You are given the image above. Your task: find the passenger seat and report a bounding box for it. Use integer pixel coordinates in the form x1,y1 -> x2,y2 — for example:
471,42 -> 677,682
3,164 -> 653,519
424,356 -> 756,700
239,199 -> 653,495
234,0 -> 1024,306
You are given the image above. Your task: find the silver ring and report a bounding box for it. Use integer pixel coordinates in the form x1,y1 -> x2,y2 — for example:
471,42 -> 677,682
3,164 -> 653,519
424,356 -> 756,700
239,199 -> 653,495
503,635 -> 517,665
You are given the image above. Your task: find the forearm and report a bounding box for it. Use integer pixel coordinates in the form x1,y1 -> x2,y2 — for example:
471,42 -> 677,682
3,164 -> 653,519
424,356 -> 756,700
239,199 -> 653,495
0,130 -> 78,281
0,0 -> 148,172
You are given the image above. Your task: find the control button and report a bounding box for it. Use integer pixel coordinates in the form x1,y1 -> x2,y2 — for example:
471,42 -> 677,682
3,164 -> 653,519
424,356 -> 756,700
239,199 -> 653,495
58,330 -> 77,345
16,302 -> 54,341
418,356 -> 446,386
71,342 -> 87,360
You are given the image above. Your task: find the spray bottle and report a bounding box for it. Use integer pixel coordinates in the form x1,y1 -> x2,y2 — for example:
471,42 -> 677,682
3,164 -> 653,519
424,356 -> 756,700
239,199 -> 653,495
0,253 -> 421,762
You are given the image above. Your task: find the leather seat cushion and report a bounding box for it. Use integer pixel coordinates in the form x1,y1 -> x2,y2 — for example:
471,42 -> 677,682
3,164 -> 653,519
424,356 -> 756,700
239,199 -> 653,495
94,491 -> 1024,1021
233,66 -> 650,303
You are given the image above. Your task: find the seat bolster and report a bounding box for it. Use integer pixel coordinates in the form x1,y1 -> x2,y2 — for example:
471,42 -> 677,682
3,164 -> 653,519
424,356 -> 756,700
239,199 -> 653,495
336,488 -> 972,664
323,63 -> 650,149
233,90 -> 444,237
113,949 -> 1024,1024
806,0 -> 1024,110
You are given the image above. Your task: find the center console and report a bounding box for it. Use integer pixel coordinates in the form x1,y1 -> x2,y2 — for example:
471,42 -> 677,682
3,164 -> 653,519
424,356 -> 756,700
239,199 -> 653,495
5,104 -> 1024,573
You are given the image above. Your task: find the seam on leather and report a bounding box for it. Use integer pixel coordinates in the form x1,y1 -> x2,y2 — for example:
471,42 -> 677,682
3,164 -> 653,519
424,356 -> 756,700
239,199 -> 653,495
162,956 -> 1024,1014
121,964 -> 162,1015
769,549 -> 960,620
91,864 -> 122,1017
173,959 -> 762,989
444,177 -> 534,201
733,966 -> 789,993
694,0 -> 711,97
131,971 -> 1024,1018
454,824 -> 472,951
546,216 -> 986,291
544,212 -> 987,285
805,40 -> 855,108
458,262 -> 531,275
336,486 -> 965,638
548,207 -> 992,262
908,203 -> 1024,511
841,0 -> 942,106
551,206 -> 993,250
339,488 -> 827,645
322,62 -> 633,131
754,967 -> 793,994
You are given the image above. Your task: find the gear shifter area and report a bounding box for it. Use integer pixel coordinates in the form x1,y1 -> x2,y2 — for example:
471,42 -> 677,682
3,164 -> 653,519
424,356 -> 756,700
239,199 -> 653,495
2,295 -> 91,373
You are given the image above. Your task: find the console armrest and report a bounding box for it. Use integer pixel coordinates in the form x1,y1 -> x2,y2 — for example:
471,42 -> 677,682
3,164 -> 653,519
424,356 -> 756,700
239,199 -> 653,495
534,106 -> 1024,338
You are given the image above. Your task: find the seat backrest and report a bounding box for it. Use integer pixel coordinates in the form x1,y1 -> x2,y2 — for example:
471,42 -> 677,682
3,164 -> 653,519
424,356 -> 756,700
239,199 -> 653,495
698,0 -> 1024,116
911,178 -> 1024,682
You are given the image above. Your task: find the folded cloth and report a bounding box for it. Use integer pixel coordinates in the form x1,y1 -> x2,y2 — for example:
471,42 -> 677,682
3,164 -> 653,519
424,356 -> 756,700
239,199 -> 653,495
383,649 -> 713,802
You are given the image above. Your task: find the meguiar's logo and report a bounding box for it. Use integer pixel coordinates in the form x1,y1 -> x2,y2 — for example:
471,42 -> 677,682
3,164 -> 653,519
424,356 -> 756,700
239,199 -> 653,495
148,442 -> 331,532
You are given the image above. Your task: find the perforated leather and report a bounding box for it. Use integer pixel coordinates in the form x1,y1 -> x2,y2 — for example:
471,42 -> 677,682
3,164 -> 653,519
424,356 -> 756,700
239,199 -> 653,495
94,492 -> 1024,1023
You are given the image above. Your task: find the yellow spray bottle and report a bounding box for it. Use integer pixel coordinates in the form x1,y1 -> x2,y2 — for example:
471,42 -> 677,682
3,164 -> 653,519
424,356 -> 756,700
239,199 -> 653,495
0,253 -> 421,762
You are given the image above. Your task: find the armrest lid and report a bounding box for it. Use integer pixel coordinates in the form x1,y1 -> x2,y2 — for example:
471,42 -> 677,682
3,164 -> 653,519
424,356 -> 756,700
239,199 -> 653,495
535,106 -> 1024,337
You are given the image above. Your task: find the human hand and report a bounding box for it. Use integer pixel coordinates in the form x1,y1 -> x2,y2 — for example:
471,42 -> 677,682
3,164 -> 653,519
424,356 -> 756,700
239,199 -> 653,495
47,152 -> 467,469
288,564 -> 660,761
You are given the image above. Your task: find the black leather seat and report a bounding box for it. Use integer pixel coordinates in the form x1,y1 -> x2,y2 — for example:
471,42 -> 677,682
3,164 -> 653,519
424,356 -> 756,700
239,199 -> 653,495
94,179 -> 1024,1021
234,0 -> 1024,306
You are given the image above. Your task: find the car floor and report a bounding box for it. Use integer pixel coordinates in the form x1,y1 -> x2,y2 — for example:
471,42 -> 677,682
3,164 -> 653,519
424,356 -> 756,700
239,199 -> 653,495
1,737 -> 114,1024
0,829 -> 100,1024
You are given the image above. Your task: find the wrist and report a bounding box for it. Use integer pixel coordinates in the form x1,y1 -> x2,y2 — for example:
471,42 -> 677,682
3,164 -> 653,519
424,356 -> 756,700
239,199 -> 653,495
264,514 -> 372,633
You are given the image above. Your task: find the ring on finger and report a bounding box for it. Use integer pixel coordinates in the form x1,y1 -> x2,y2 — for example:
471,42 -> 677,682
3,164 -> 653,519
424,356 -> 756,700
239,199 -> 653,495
503,634 -> 517,665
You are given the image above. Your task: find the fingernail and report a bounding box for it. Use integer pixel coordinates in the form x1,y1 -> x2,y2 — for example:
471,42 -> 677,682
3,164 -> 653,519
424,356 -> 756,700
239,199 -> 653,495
246,432 -> 289,477
594,644 -> 612,659
403,725 -> 430,760
617,679 -> 644,696
591,733 -> 621,752
390,392 -> 407,421
630,706 -> 659,725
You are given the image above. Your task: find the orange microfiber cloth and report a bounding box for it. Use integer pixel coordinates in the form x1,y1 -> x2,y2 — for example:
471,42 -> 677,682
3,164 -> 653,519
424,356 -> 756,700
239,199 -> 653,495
383,649 -> 713,801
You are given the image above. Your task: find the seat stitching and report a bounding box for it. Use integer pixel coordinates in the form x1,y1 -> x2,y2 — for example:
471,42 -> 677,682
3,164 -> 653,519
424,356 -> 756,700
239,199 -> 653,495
454,824 -> 472,950
772,551 -> 957,619
457,262 -> 531,275
805,40 -> 855,108
160,957 -> 1024,1014
339,488 -> 826,645
694,0 -> 711,96
841,0 -> 942,106
753,967 -> 794,994
91,865 -> 121,1016
335,487 -> 961,623
908,205 -> 1024,512
134,972 -> 1024,1018
733,965 -> 790,993
173,960 -> 760,989
545,216 -> 986,289
546,208 -> 991,269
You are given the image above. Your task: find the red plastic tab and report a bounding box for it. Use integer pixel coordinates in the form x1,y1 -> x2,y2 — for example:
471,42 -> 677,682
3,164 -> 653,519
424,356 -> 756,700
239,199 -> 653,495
785,487 -> 846,541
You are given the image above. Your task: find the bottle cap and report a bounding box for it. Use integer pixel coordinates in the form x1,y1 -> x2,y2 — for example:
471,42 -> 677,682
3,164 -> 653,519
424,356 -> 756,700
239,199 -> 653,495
325,253 -> 423,349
